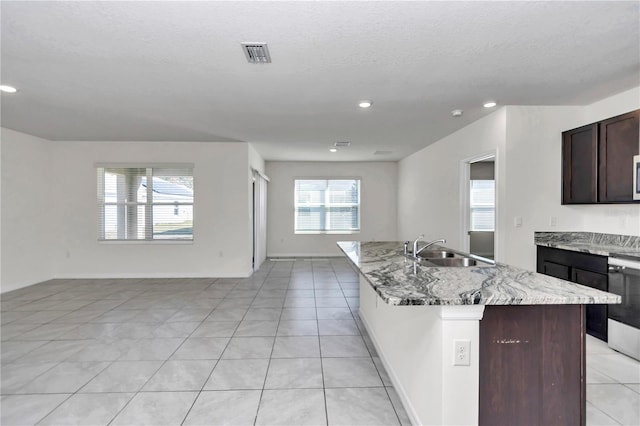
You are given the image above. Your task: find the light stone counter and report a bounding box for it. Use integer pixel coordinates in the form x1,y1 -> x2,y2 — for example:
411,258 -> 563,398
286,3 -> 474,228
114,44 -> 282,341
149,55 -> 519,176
337,241 -> 621,306
534,231 -> 640,258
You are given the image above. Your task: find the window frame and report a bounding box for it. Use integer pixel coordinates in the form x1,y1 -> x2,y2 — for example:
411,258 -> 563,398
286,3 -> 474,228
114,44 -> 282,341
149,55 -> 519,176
293,178 -> 361,235
96,163 -> 195,243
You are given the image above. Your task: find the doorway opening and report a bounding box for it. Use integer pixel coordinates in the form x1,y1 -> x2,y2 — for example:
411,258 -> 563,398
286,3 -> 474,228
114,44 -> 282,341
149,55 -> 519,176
461,153 -> 496,260
252,169 -> 269,272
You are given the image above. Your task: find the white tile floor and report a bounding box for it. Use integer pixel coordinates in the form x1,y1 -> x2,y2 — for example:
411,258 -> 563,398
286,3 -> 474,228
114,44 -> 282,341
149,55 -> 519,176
585,335 -> 640,425
1,259 -> 409,426
1,258 -> 638,426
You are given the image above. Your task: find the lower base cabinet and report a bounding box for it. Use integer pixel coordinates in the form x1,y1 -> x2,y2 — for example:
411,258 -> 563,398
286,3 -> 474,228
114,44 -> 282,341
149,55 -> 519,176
479,305 -> 585,426
573,267 -> 608,341
537,246 -> 609,341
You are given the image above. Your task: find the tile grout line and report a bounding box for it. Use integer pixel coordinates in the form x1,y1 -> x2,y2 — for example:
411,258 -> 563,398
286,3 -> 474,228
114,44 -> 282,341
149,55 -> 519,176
179,276 -> 251,426
2,266 -> 412,425
108,277 -> 223,426
253,260 -> 288,426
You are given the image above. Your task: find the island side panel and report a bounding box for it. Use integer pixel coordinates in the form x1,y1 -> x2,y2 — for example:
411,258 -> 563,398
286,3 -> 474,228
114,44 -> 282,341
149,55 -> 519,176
358,276 -> 444,425
479,304 -> 586,426
358,277 -> 483,426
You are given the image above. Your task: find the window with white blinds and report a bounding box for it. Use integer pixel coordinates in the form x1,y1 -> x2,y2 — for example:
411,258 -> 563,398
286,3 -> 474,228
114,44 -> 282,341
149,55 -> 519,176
97,165 -> 194,241
470,180 -> 495,231
294,179 -> 360,233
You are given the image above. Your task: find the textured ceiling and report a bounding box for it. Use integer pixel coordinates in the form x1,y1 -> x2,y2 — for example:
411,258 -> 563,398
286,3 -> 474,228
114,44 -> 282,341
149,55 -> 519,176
1,1 -> 639,161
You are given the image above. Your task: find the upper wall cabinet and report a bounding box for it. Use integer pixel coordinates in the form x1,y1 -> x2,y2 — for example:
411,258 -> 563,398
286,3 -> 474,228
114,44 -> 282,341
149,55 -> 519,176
562,123 -> 598,203
599,111 -> 640,202
562,109 -> 639,204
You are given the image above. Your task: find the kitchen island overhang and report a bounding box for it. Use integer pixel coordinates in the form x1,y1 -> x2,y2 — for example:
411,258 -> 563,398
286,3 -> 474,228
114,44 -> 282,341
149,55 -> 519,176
337,241 -> 621,426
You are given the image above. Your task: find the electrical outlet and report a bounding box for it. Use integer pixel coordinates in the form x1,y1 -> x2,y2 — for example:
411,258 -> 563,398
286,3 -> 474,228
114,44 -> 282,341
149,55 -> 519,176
453,339 -> 471,366
549,216 -> 557,227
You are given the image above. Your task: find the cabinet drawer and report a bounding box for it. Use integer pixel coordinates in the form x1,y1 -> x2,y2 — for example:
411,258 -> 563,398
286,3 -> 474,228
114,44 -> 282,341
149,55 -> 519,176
537,246 -> 608,275
542,261 -> 570,280
571,268 -> 607,291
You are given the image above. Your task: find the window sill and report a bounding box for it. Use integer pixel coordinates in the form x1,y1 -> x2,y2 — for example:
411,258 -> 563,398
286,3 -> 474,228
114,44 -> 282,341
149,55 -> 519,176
98,240 -> 194,245
295,231 -> 360,235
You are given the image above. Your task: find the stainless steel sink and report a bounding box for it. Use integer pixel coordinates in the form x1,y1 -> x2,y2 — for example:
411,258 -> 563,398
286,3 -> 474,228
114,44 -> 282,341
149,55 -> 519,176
416,250 -> 456,259
428,257 -> 479,267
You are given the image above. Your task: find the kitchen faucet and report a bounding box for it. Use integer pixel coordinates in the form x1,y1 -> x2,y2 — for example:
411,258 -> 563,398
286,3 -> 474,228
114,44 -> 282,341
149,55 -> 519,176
412,235 -> 446,258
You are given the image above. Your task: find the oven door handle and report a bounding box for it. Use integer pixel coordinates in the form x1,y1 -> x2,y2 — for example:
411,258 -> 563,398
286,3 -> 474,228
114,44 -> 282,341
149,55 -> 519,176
609,265 -> 625,273
608,257 -> 640,270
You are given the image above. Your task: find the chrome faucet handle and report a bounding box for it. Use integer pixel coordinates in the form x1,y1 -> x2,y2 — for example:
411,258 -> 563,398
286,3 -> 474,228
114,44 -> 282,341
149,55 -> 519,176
412,235 -> 425,257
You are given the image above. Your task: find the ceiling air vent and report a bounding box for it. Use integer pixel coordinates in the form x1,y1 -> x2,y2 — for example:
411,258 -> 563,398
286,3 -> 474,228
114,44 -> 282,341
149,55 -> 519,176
373,150 -> 393,156
334,141 -> 351,147
242,43 -> 271,63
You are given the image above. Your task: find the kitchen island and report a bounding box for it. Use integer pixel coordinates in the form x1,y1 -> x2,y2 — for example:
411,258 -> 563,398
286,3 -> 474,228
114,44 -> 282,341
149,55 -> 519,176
337,241 -> 621,426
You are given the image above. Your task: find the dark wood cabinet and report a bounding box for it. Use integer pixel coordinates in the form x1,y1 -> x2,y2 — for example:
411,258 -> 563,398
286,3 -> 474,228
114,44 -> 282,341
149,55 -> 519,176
541,260 -> 570,280
563,124 -> 598,204
479,304 -> 585,426
537,246 -> 608,341
562,109 -> 639,204
598,110 -> 640,202
572,267 -> 608,341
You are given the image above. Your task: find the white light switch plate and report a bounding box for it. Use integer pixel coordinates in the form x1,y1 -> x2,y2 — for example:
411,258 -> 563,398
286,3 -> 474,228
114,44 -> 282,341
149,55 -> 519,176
514,216 -> 523,227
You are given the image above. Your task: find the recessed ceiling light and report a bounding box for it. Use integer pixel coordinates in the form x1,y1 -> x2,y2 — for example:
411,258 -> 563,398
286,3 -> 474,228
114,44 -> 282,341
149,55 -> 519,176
358,100 -> 373,108
451,109 -> 464,117
483,101 -> 497,108
0,85 -> 17,93
329,148 -> 337,153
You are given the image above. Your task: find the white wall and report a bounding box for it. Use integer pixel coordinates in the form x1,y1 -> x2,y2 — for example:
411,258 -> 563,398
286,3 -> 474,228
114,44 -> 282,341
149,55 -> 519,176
502,105 -> 583,269
266,161 -> 398,257
398,87 -> 640,271
1,131 -> 257,292
1,128 -> 55,291
248,144 -> 266,176
49,140 -> 253,280
398,108 -> 507,255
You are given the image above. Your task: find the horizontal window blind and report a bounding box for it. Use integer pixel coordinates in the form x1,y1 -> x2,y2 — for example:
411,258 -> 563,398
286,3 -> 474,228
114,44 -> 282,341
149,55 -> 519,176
294,179 -> 360,233
97,166 -> 194,241
470,180 -> 495,231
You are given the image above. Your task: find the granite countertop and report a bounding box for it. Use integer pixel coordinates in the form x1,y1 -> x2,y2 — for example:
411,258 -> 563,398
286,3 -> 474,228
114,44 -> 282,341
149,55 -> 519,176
337,241 -> 621,306
535,232 -> 640,258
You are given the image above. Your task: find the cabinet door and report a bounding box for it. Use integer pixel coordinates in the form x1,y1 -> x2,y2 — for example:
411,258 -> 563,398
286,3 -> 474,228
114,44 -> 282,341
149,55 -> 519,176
572,268 -> 608,341
542,261 -> 570,280
562,124 -> 598,204
599,110 -> 640,203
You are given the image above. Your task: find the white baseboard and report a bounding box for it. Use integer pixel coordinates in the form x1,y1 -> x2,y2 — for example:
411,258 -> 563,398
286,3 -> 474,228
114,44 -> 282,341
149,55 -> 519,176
267,253 -> 343,258
359,308 -> 421,426
1,276 -> 51,294
51,270 -> 254,280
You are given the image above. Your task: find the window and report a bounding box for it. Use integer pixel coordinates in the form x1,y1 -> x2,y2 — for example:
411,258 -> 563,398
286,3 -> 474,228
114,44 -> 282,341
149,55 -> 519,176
470,180 -> 495,231
294,179 -> 360,233
97,165 -> 194,241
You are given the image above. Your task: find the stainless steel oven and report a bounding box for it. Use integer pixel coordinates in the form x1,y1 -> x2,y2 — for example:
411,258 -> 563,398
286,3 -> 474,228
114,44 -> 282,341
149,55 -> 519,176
608,255 -> 640,361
